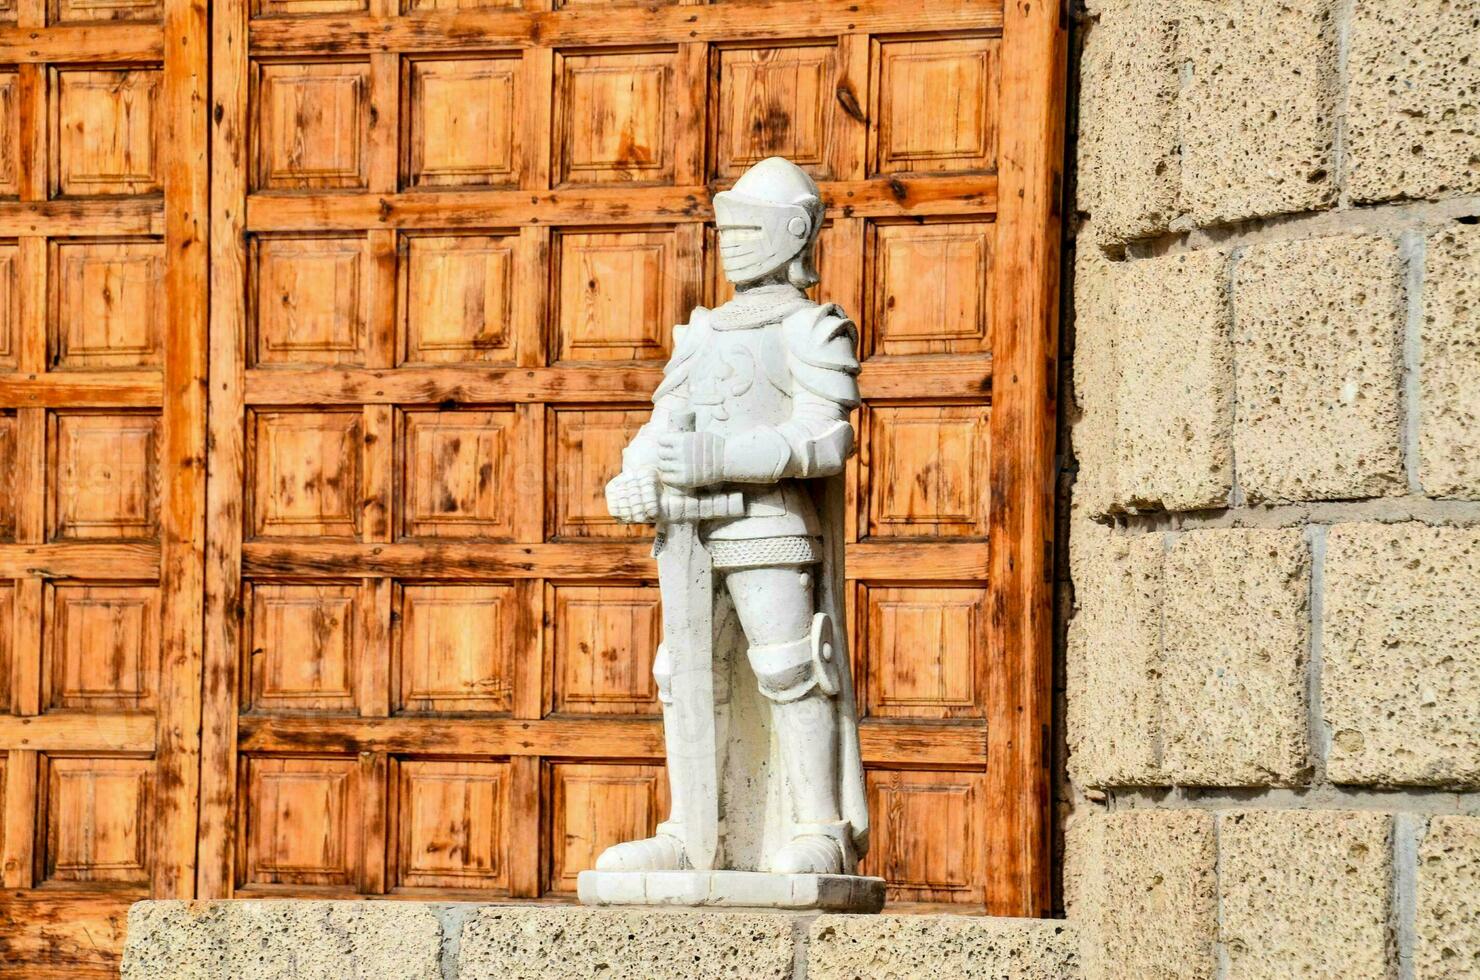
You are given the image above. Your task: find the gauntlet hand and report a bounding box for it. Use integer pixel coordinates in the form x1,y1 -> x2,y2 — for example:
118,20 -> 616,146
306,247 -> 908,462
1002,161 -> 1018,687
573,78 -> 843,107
604,469 -> 661,524
656,431 -> 726,489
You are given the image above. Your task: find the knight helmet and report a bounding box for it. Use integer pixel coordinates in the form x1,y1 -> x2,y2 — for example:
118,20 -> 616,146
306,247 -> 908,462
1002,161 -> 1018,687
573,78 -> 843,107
713,156 -> 824,289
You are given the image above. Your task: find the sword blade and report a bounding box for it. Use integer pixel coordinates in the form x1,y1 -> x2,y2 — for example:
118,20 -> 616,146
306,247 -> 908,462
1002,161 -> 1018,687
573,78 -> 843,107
656,516 -> 718,871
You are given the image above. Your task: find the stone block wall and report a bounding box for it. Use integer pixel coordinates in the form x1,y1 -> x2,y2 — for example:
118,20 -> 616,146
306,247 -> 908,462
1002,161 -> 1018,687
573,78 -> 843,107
1068,0 -> 1479,974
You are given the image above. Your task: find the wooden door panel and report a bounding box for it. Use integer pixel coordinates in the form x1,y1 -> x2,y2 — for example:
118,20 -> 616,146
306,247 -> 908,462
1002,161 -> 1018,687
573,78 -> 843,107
198,0 -> 1060,926
406,57 -> 520,189
244,581 -> 361,713
52,68 -> 163,196
49,411 -> 161,541
0,0 -> 206,968
51,239 -> 166,370
392,759 -> 511,891
44,582 -> 161,711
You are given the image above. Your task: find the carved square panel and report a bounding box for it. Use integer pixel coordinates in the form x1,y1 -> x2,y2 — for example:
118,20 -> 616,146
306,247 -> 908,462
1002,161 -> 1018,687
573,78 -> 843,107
0,74 -> 17,195
550,583 -> 660,715
50,411 -> 160,541
246,582 -> 359,713
548,762 -> 666,894
872,37 -> 999,175
396,584 -> 514,712
42,755 -> 154,884
712,43 -> 835,179
394,759 -> 510,890
0,1 -> 11,24
51,239 -> 165,369
550,407 -> 649,540
405,0 -> 518,9
255,0 -> 365,14
861,768 -> 985,903
252,236 -> 367,366
53,68 -> 162,196
254,62 -> 370,191
241,755 -> 360,887
400,409 -> 517,539
401,234 -> 515,364
249,411 -> 363,539
0,412 -> 14,540
867,220 -> 991,357
865,405 -> 989,538
0,244 -> 13,370
45,583 -> 160,711
553,229 -> 677,364
860,584 -> 986,720
555,49 -> 675,186
407,57 -> 519,188
53,0 -> 162,22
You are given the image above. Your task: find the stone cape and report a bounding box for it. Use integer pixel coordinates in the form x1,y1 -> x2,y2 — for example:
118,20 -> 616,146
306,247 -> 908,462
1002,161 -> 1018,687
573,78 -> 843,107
577,869 -> 886,912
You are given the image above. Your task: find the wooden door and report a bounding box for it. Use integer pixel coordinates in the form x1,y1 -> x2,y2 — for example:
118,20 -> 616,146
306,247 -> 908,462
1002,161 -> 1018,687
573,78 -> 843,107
0,0 -> 207,973
201,0 -> 1062,919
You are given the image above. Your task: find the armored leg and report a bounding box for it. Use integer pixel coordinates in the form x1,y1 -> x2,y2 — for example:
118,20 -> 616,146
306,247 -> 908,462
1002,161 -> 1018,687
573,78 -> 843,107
727,566 -> 849,875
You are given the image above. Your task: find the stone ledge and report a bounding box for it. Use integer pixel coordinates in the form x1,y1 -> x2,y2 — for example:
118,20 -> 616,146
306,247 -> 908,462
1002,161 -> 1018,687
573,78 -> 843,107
123,901 -> 1078,980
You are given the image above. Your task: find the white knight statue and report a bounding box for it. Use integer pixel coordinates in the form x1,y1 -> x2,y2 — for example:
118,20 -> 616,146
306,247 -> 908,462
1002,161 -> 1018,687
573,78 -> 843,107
577,156 -> 882,912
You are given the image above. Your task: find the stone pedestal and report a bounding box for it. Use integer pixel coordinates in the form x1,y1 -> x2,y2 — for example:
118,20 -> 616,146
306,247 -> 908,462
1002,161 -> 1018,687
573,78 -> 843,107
577,869 -> 885,912
122,900 -> 1080,980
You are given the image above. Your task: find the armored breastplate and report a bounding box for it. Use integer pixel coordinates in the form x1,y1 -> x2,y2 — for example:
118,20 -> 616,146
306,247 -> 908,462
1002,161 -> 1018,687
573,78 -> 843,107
687,322 -> 791,437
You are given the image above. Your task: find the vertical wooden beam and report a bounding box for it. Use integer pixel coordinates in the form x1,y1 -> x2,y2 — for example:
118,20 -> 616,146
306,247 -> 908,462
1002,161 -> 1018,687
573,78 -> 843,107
198,0 -> 249,900
984,0 -> 1065,918
154,0 -> 210,901
507,754 -> 541,898
1,749 -> 37,888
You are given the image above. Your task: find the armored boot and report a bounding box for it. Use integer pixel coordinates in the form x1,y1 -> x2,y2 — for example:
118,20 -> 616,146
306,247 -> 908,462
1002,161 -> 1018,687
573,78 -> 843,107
594,642 -> 729,872
747,616 -> 850,875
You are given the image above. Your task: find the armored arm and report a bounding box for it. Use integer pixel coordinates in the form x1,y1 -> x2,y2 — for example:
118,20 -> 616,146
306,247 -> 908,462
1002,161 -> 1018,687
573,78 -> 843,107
721,308 -> 860,484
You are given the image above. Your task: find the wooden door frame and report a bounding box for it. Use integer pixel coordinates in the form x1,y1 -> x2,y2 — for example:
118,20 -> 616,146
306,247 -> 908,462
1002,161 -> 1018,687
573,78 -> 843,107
984,0 -> 1067,918
197,0 -> 1067,916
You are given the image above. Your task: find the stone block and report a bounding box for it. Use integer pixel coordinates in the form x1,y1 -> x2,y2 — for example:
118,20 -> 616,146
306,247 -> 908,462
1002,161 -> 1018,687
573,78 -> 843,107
1233,235 -> 1405,502
122,901 -> 443,980
1179,0 -> 1339,225
1068,809 -> 1218,980
1322,522 -> 1480,786
1077,0 -> 1181,242
1162,529 -> 1310,785
1420,225 -> 1480,498
807,914 -> 1079,980
1071,245 -> 1121,517
1345,0 -> 1480,203
1112,249 -> 1234,511
1415,815 -> 1480,979
456,906 -> 796,980
1066,522 -> 1165,787
1220,810 -> 1392,979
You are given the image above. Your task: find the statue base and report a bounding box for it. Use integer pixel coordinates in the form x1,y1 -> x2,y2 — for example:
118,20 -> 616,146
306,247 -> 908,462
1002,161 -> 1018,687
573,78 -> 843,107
576,870 -> 886,912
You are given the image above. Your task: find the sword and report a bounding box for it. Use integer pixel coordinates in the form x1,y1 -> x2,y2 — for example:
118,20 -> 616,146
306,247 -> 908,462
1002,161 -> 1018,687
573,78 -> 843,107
655,410 -> 720,871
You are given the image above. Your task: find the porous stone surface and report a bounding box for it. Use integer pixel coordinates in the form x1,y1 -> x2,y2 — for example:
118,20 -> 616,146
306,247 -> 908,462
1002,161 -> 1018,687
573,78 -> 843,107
1068,809 -> 1218,980
1322,522 -> 1480,786
1077,0 -> 1182,242
1420,225 -> 1480,498
807,914 -> 1080,979
456,906 -> 796,979
1179,0 -> 1338,225
1345,0 -> 1480,203
1233,235 -> 1405,501
122,901 -> 443,980
1066,522 -> 1164,787
1112,249 -> 1234,511
1162,528 -> 1310,785
1415,816 -> 1480,978
1071,248 -> 1121,517
1220,810 -> 1392,979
